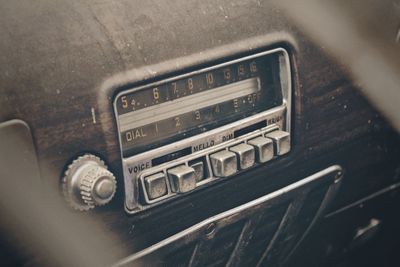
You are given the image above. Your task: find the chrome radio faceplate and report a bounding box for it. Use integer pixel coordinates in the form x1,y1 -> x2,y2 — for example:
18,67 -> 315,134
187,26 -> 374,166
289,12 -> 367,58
113,48 -> 292,214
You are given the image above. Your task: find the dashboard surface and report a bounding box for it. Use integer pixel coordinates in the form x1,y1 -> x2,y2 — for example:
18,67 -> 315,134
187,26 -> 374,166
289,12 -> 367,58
0,1 -> 400,266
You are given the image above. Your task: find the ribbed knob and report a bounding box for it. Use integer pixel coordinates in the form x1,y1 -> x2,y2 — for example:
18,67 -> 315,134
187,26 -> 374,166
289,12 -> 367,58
62,154 -> 116,211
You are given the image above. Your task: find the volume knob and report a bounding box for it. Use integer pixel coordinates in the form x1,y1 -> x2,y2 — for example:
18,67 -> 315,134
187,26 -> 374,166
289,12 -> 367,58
62,154 -> 116,211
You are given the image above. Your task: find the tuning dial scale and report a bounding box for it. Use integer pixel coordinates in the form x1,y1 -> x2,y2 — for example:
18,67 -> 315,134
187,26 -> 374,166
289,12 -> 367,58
62,154 -> 117,211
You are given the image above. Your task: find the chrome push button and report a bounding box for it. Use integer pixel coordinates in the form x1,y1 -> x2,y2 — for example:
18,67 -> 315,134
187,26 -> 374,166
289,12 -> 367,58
144,172 -> 168,200
167,165 -> 196,193
229,143 -> 255,170
247,136 -> 274,163
190,161 -> 205,182
210,150 -> 237,177
265,130 -> 290,156
138,126 -> 292,209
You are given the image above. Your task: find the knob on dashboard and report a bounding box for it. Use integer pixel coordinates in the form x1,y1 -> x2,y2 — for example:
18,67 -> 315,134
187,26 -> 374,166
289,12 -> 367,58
62,154 -> 116,211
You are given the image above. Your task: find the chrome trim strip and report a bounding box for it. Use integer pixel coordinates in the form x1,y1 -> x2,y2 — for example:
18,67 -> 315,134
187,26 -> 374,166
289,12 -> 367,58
113,166 -> 342,266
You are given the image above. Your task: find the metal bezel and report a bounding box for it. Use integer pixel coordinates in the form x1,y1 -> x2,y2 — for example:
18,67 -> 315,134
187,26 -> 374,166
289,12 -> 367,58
113,47 -> 292,214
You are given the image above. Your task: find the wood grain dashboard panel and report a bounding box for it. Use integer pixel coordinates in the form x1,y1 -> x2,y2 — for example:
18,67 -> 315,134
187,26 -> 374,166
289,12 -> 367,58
0,0 -> 399,262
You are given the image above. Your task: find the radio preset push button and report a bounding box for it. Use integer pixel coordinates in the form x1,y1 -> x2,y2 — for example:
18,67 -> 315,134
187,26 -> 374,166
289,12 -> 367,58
190,161 -> 205,182
210,150 -> 237,177
229,143 -> 255,170
144,172 -> 168,200
248,136 -> 274,163
167,165 -> 196,193
265,130 -> 291,156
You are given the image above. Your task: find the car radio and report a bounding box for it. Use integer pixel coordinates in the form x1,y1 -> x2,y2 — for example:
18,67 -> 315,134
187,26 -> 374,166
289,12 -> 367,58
113,48 -> 292,214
